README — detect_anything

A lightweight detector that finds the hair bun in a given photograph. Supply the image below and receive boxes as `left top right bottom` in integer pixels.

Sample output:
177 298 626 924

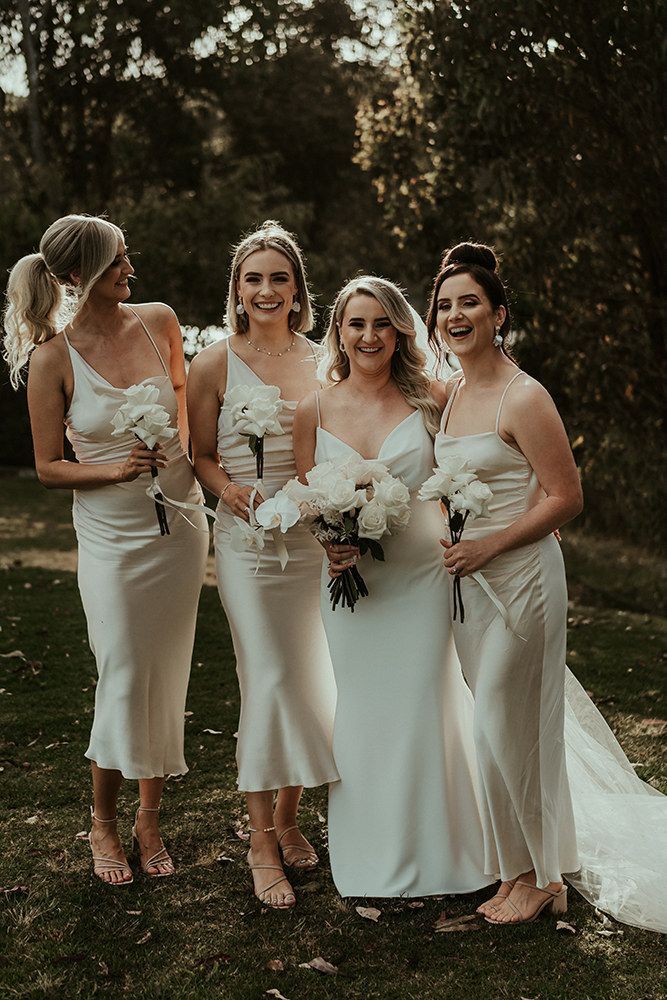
443 242 498 273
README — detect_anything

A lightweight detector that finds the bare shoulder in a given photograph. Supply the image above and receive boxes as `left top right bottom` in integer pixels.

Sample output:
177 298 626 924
188 337 228 381
295 388 319 421
506 372 555 409
429 378 450 409
28 333 69 378
131 301 177 326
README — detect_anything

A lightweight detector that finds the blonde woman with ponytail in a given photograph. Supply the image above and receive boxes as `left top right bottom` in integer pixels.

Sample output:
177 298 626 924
3 215 208 886
292 276 493 899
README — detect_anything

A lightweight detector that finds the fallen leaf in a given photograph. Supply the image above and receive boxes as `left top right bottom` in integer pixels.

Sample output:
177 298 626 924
266 990 289 1000
75 830 89 841
216 854 234 864
434 913 480 933
202 728 223 735
0 650 25 659
266 958 284 971
2 885 28 895
556 920 576 934
317 812 326 823
355 905 381 922
407 901 424 909
136 931 152 945
299 956 338 975
25 815 39 825
126 910 142 916
234 829 250 841
184 710 194 717
98 961 109 976
596 928 623 937
192 952 232 968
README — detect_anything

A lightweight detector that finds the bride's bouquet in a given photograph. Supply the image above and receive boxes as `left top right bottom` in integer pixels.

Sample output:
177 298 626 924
225 384 284 480
418 455 492 623
111 384 178 535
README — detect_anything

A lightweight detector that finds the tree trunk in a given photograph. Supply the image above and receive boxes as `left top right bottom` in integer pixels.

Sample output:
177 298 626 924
18 0 45 166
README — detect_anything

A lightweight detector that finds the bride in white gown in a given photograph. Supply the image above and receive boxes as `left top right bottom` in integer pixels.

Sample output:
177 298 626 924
293 276 494 897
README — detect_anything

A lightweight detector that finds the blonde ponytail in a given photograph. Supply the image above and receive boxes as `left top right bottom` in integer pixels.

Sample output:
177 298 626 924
3 214 124 388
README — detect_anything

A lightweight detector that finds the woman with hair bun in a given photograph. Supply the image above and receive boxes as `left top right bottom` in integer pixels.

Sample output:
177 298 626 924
293 275 493 898
3 214 208 885
187 220 338 910
427 242 667 932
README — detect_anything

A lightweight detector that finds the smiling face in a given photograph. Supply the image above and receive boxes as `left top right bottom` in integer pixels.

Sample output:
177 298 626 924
87 239 134 305
339 293 398 372
237 248 298 330
436 272 505 358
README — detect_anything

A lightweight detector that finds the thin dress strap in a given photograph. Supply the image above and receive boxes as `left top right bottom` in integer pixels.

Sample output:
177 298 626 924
441 375 465 434
126 307 169 377
495 371 522 434
315 390 322 428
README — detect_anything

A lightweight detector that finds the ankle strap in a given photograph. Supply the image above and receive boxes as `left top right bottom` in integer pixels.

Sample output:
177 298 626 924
90 809 117 824
248 825 276 834
136 806 160 813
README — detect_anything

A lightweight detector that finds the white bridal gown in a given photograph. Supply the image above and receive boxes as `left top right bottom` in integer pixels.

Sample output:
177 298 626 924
64 313 208 779
317 405 494 898
436 372 667 933
214 341 338 792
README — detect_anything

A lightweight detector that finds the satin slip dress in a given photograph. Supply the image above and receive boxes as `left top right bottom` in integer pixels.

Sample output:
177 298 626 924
64 310 208 779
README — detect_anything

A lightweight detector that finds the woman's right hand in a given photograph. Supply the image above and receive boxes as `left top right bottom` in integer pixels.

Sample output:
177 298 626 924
117 442 166 482
324 541 360 578
221 483 263 522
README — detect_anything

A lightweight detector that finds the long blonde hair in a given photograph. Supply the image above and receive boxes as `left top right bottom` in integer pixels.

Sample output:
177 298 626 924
226 219 314 335
323 276 440 437
3 214 124 388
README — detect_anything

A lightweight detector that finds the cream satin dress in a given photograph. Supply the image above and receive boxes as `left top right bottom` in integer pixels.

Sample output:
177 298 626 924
214 341 338 792
317 403 493 898
436 372 667 933
64 311 208 779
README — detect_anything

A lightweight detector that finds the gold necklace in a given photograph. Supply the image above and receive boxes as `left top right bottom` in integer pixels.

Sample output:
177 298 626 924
244 333 296 358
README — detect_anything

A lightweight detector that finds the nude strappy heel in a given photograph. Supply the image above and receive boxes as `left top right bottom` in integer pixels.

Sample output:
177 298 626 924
277 824 319 870
132 806 175 877
476 877 517 915
88 808 133 886
485 881 567 925
247 825 296 909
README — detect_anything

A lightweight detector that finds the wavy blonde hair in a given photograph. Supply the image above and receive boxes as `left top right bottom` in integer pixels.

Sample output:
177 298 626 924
322 276 440 437
3 214 124 388
226 219 314 335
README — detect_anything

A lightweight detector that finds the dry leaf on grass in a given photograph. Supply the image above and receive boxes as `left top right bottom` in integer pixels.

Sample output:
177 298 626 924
407 901 424 908
216 854 235 864
266 990 289 1000
75 831 89 841
434 913 481 933
0 650 25 659
299 956 338 975
25 815 39 825
202 728 223 735
136 931 152 945
355 905 381 922
596 928 624 937
192 952 232 968
126 910 142 916
266 958 284 972
2 885 28 895
556 920 576 934
234 829 250 841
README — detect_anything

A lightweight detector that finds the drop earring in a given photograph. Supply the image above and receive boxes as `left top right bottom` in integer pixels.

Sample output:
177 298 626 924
339 341 347 354
236 301 245 316
493 327 503 347
291 300 301 313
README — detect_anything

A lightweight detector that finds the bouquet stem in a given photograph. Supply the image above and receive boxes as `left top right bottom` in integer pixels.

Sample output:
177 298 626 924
150 453 170 536
327 563 369 613
445 503 468 623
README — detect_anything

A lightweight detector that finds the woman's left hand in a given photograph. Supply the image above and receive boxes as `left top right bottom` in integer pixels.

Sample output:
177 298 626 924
440 537 496 577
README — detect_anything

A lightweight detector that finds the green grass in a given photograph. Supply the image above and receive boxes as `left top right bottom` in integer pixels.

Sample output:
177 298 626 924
1 475 666 999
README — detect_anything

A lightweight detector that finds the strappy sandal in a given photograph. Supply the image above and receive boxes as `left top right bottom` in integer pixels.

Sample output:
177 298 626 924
485 881 567 925
247 825 296 909
88 808 133 886
132 806 175 877
277 824 319 870
476 878 517 916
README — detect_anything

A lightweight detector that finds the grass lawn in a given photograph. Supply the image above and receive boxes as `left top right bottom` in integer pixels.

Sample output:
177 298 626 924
1 474 665 1000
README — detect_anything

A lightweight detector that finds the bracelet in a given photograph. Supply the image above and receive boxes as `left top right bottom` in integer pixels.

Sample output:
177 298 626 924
220 482 234 502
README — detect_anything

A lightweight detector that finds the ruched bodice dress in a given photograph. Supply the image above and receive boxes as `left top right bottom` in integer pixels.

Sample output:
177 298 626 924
436 372 667 933
214 341 338 792
64 312 208 779
317 406 493 898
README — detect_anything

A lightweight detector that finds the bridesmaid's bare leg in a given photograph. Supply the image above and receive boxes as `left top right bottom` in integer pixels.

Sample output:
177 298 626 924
247 790 295 908
134 776 175 876
485 869 565 924
273 785 319 869
90 761 132 885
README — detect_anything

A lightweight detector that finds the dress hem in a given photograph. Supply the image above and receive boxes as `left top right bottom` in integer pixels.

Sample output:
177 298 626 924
237 770 340 793
85 752 189 781
334 876 497 899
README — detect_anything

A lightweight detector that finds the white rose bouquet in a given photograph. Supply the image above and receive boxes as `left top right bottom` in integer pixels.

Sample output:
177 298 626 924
225 384 284 480
282 455 412 611
111 383 179 535
418 454 492 623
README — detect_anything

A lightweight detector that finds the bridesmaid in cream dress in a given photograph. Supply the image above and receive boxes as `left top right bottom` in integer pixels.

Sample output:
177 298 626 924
3 215 208 885
293 276 493 898
187 221 338 909
427 242 667 933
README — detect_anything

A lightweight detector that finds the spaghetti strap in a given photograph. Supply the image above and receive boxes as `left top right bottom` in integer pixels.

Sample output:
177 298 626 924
495 371 522 433
441 375 464 434
315 390 322 428
127 307 169 377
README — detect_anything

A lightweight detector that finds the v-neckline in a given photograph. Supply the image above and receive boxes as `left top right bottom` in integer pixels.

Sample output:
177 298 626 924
317 409 420 460
227 340 306 404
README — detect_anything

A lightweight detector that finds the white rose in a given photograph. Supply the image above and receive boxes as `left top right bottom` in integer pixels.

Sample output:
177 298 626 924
306 461 340 491
230 518 266 553
452 480 493 519
418 456 476 502
281 477 315 508
372 475 411 515
226 384 284 437
255 493 301 533
386 504 411 533
357 499 388 540
345 458 391 486
327 479 367 513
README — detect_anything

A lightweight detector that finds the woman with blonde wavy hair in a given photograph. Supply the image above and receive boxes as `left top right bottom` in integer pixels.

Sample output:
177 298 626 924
187 220 338 910
3 214 208 886
292 275 493 898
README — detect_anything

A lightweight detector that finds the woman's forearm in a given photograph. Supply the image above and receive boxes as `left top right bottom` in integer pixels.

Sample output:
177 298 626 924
193 453 230 499
37 458 125 491
484 494 583 561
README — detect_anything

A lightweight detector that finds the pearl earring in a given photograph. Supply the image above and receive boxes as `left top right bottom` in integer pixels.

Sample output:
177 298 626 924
493 327 503 347
236 301 245 316
291 300 301 313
